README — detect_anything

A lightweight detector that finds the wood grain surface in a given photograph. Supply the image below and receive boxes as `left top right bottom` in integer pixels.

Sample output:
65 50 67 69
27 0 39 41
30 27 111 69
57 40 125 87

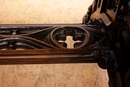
0 0 109 87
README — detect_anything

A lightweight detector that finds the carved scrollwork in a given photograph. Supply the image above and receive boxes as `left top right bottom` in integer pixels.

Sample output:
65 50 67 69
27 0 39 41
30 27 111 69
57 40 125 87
0 24 117 69
0 24 106 50
96 50 118 70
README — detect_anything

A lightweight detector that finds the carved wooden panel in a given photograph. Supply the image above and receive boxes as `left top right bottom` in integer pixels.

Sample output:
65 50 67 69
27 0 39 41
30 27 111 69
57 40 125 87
0 0 109 87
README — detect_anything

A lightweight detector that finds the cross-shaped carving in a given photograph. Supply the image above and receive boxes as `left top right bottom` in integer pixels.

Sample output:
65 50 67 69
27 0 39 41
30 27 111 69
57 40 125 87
51 27 90 49
58 36 81 48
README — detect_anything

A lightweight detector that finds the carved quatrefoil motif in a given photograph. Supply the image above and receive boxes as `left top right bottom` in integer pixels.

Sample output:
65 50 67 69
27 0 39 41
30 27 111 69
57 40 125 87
50 26 90 49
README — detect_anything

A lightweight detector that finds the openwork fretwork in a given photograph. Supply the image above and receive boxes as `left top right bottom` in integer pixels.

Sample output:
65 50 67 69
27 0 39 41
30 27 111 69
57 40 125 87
0 24 106 49
0 24 113 66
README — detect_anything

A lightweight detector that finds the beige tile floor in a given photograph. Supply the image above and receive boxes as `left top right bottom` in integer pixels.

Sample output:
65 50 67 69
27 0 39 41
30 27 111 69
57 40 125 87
0 0 95 24
0 0 109 87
